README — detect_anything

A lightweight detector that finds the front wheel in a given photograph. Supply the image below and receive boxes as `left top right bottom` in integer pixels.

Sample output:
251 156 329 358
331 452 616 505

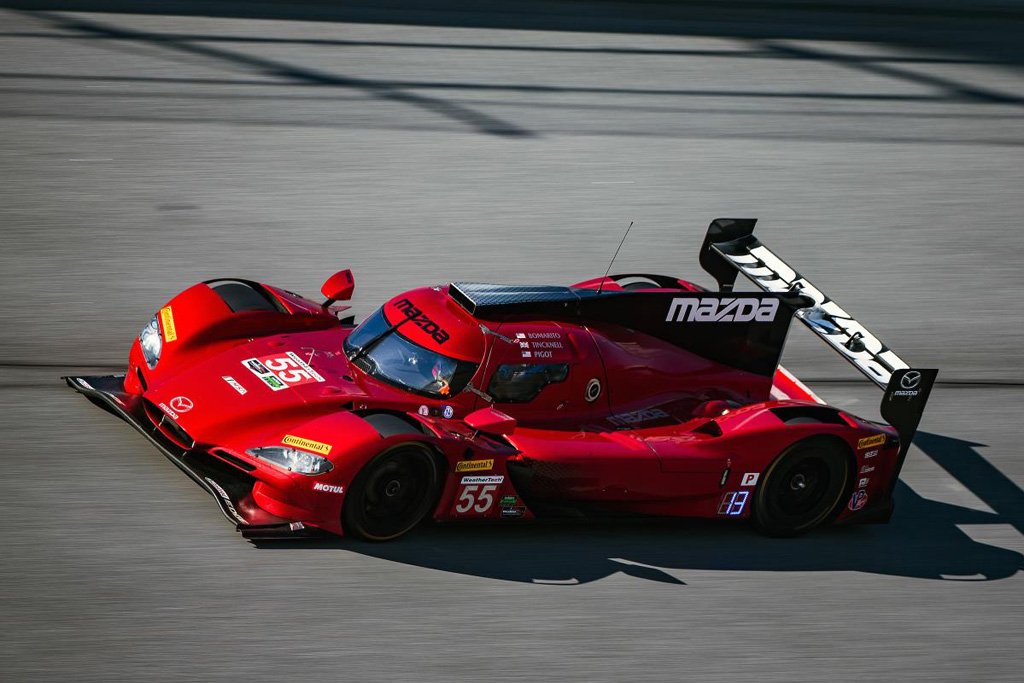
753 437 850 537
343 445 440 541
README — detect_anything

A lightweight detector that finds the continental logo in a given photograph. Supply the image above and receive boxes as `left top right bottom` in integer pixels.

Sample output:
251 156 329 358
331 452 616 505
282 434 332 455
455 459 494 473
159 306 177 342
857 434 887 450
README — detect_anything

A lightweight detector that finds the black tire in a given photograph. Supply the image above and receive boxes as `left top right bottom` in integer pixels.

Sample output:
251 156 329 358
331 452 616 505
343 445 440 541
753 437 850 537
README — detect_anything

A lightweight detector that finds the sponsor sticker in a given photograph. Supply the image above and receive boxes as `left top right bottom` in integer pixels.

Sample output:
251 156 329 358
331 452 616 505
860 465 876 474
392 298 450 344
848 489 868 512
857 434 886 449
666 297 778 323
455 459 494 473
157 402 179 420
282 434 332 456
443 405 455 419
863 449 879 459
222 376 247 395
740 472 760 487
501 507 526 519
858 477 870 488
417 405 429 416
159 306 177 342
460 475 504 485
891 371 923 398
204 476 245 524
500 495 518 506
313 482 344 494
246 359 270 374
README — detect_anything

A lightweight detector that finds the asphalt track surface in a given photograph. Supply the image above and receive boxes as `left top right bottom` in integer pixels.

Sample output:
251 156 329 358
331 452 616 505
1 3 1023 681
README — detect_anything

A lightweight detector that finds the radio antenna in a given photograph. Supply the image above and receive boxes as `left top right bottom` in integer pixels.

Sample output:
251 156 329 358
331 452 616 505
597 221 634 295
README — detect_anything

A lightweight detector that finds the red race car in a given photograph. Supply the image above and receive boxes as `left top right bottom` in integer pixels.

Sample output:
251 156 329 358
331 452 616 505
67 219 936 541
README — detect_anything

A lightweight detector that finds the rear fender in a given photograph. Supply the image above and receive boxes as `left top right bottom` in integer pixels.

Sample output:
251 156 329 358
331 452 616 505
708 402 893 518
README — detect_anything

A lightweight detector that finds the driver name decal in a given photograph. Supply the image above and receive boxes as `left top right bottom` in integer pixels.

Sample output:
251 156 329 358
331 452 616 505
393 298 450 344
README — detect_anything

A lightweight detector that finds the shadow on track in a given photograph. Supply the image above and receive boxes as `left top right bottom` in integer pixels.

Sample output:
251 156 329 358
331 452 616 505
6 0 1024 67
256 431 1024 585
5 1 1023 145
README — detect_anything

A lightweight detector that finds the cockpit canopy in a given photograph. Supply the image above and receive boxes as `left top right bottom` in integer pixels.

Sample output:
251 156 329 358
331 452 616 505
343 306 478 398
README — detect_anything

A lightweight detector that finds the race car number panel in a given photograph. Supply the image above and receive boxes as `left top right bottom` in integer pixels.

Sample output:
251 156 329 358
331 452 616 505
242 351 324 391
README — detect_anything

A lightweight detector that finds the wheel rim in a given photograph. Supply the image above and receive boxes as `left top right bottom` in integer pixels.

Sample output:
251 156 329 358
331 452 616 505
773 457 830 517
351 448 437 539
760 445 847 533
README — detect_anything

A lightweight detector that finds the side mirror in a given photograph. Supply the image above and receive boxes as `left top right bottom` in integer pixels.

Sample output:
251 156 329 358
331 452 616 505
321 269 355 307
463 407 516 436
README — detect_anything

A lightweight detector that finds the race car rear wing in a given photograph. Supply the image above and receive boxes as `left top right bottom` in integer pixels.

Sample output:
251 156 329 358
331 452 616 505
699 218 937 477
701 218 912 390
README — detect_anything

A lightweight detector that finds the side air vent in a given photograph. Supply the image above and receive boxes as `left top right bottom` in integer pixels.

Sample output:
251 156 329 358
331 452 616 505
206 279 286 314
771 406 847 426
693 420 723 437
209 448 258 473
142 399 196 450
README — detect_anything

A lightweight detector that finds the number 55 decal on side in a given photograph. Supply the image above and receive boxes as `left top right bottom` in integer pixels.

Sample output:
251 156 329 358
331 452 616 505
453 475 504 516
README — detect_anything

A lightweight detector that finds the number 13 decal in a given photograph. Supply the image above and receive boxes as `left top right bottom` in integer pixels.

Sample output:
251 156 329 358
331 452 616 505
455 485 497 514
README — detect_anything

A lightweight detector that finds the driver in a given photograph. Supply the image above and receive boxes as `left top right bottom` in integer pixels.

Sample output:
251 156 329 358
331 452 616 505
431 357 457 396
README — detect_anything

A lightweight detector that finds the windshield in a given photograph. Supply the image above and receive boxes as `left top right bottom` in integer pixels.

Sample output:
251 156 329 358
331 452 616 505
344 308 478 398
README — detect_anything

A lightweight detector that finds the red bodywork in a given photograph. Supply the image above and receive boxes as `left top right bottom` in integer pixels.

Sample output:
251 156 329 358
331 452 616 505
71 262 902 539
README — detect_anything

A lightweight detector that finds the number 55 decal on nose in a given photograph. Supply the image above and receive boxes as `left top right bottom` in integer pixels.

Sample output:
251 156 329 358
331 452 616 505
243 351 325 391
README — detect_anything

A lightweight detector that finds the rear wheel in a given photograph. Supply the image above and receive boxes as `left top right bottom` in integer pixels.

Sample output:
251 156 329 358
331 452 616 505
343 445 440 541
753 437 850 537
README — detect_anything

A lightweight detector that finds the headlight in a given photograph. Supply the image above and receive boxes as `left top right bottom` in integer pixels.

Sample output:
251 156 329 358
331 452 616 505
139 315 162 368
246 446 334 475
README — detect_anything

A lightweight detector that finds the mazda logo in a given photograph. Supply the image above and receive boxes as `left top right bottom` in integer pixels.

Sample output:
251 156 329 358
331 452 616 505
900 371 921 390
169 396 194 413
